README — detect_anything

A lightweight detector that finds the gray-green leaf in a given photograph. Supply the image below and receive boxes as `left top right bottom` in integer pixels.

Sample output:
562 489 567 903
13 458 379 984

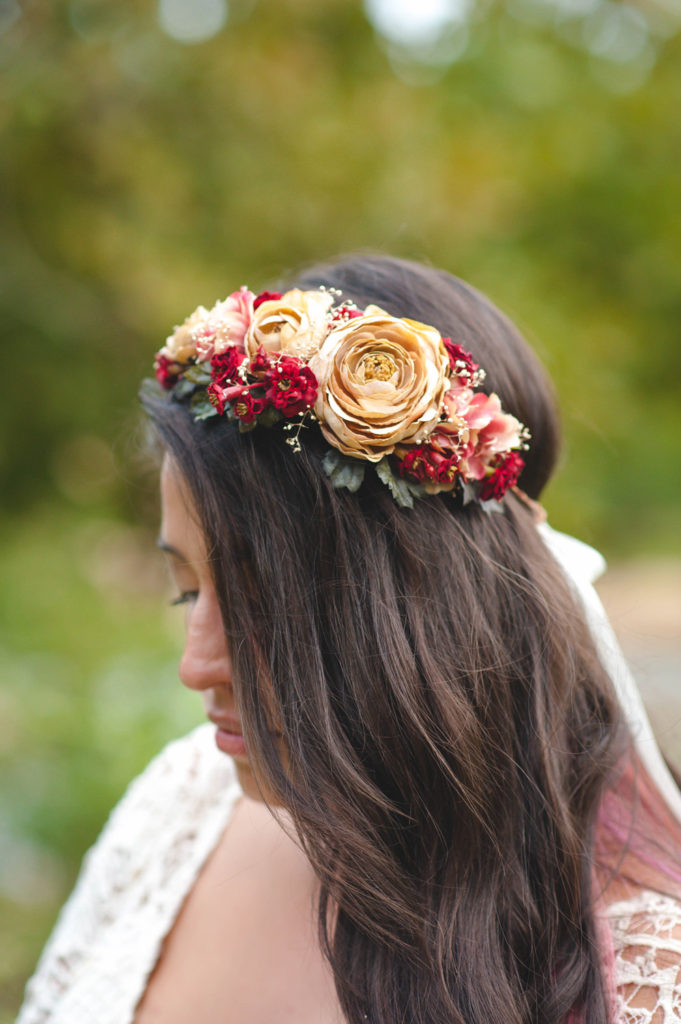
257 406 284 428
374 458 425 509
184 363 213 386
322 449 365 493
190 391 219 420
173 377 197 400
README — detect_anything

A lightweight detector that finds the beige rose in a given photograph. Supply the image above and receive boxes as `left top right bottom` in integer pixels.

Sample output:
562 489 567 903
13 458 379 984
244 289 334 361
160 306 210 365
308 314 450 462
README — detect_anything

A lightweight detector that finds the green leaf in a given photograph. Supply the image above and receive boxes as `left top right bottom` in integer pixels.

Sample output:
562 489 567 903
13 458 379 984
374 458 425 509
190 391 219 420
238 419 257 433
461 480 479 505
322 449 365 493
173 378 197 400
257 406 284 428
184 363 213 386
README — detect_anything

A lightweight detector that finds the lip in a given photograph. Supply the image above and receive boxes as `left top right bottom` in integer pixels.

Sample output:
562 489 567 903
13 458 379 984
208 714 248 759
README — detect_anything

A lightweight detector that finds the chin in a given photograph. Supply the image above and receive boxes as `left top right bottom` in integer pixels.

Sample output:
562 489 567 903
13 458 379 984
235 761 264 801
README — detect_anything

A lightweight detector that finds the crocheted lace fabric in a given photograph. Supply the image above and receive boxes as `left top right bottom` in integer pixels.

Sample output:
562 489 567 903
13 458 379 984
607 890 681 1022
16 725 240 1024
16 723 681 1024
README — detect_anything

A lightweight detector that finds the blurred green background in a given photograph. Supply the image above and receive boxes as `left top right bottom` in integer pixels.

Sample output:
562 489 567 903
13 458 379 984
2 0 681 1018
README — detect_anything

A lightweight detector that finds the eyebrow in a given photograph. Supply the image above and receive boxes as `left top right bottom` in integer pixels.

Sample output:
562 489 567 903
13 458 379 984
156 538 187 561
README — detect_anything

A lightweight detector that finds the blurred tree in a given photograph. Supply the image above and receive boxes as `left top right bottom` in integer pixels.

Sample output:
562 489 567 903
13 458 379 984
1 0 680 551
1 1 681 1018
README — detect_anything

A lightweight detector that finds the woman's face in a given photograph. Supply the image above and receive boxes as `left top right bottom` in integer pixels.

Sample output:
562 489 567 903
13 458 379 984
159 454 277 803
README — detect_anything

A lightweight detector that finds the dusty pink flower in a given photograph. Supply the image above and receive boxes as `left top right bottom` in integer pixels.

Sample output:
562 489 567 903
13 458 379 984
444 387 524 481
161 289 254 365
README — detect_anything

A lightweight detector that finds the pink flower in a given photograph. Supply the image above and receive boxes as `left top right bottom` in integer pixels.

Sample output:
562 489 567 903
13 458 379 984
446 388 524 480
193 288 255 360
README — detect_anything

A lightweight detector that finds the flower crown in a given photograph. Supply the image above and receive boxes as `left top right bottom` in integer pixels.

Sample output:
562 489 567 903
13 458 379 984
153 286 530 508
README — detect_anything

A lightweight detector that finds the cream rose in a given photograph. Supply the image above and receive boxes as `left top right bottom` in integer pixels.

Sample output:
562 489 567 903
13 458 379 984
308 314 450 462
160 306 210 365
160 288 254 364
244 289 334 361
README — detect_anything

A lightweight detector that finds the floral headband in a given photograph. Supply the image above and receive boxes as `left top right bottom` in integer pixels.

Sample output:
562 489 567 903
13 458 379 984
153 287 529 508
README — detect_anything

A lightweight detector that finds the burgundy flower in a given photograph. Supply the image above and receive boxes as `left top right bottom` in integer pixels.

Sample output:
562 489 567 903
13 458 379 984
249 345 273 377
206 381 229 414
210 347 247 386
478 451 525 502
154 354 182 390
253 290 283 310
232 390 267 424
207 381 267 422
329 304 364 326
398 444 461 486
442 338 479 383
264 356 318 417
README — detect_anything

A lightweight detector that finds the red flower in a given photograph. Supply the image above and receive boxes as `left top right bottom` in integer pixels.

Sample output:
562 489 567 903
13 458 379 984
329 304 364 326
253 290 283 310
154 354 182 390
478 451 524 502
442 339 479 383
399 444 461 486
206 382 229 414
264 356 318 417
232 390 267 424
210 348 247 386
249 345 273 377
207 381 267 422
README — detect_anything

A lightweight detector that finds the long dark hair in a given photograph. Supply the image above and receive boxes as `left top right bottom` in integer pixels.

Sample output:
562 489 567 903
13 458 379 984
142 255 627 1024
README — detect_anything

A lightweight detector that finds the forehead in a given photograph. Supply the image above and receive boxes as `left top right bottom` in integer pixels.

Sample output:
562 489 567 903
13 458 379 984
160 455 207 563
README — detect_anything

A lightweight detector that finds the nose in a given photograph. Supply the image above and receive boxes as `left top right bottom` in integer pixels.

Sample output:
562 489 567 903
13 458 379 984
178 589 233 693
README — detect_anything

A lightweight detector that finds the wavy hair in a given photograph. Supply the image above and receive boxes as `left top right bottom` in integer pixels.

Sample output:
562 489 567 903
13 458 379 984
142 255 628 1024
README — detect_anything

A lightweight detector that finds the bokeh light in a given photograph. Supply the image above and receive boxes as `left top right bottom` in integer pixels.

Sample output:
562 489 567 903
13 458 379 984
364 0 470 46
157 0 228 44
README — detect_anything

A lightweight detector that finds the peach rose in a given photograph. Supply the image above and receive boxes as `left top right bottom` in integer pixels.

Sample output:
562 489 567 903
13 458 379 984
161 288 254 364
244 289 334 361
308 314 450 462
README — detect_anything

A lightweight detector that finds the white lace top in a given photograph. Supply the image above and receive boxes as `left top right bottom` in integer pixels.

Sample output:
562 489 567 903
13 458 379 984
16 724 681 1024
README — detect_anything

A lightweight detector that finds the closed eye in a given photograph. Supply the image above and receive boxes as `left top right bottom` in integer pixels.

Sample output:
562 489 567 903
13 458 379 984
169 591 199 607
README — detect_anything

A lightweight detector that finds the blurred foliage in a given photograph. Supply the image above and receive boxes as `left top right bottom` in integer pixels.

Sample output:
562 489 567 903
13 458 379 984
1 0 681 1017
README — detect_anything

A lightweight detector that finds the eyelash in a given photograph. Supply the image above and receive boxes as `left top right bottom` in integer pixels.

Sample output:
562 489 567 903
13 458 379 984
169 590 199 607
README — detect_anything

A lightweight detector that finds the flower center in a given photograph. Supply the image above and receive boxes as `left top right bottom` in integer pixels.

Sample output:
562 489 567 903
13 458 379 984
358 352 397 383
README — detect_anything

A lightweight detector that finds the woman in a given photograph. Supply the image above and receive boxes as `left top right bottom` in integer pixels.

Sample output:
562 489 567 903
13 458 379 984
18 255 681 1023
